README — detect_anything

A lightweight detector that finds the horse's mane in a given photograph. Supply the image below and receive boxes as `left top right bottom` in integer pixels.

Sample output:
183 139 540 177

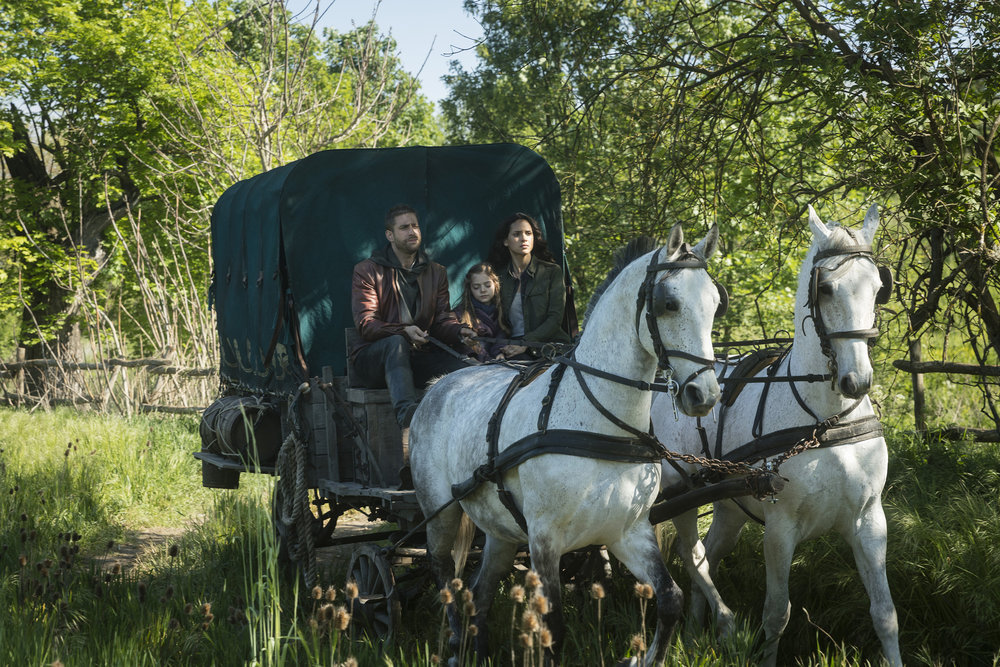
582 236 660 323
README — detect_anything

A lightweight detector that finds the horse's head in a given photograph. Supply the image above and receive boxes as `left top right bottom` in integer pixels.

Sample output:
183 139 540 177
803 204 892 399
639 224 724 417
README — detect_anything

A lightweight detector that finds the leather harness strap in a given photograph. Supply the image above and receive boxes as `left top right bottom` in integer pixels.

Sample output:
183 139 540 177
719 414 883 467
453 351 669 533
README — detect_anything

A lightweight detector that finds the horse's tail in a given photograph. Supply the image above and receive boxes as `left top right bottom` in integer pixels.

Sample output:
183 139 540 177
451 513 476 578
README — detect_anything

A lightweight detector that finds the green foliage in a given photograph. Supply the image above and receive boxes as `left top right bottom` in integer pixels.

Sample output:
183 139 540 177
447 1 999 423
0 0 442 363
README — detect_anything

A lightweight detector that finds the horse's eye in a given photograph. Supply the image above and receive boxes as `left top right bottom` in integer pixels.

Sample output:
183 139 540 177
818 283 834 297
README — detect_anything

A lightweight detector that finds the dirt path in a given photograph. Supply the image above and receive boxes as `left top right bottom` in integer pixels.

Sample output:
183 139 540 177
95 515 386 577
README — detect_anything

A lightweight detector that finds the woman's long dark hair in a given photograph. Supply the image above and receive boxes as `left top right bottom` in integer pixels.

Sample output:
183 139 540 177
486 212 556 269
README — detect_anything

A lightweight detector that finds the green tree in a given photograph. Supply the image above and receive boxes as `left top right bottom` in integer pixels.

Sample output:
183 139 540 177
447 0 1000 426
0 0 441 401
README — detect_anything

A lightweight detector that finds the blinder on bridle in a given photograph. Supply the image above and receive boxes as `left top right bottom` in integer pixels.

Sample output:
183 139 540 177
635 243 720 394
806 245 892 369
876 265 893 305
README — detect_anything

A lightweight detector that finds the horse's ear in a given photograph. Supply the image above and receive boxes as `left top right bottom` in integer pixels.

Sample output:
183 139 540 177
861 203 879 245
692 223 720 260
666 223 684 255
808 205 833 243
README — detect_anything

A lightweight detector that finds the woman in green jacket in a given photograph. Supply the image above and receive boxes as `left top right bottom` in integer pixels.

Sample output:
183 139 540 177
487 212 572 359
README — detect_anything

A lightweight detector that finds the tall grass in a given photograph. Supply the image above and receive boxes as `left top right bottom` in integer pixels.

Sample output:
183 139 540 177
1 407 998 665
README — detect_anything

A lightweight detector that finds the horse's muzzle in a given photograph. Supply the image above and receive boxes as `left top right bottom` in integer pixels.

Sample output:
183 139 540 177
838 371 871 399
681 377 721 417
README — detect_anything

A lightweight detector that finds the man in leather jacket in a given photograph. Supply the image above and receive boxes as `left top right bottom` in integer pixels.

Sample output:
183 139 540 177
350 205 474 428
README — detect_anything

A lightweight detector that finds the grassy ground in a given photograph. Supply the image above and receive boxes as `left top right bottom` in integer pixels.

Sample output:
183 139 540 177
1 407 998 665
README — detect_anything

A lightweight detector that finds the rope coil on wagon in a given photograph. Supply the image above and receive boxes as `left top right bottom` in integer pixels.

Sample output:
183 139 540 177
274 383 317 587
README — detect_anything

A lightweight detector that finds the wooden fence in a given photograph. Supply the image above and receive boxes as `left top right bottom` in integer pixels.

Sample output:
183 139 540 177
894 340 1000 442
0 348 216 415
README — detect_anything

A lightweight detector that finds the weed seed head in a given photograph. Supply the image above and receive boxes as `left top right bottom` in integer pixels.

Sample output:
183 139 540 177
540 627 553 648
510 584 525 603
168 544 179 558
530 593 549 616
469 623 479 636
630 633 646 653
634 582 654 600
521 609 540 633
462 588 473 604
168 618 181 631
325 586 336 602
525 570 541 589
201 602 212 615
185 603 194 615
590 582 605 600
311 585 323 600
346 581 359 599
450 577 464 592
519 632 533 648
111 563 121 575
334 606 351 631
439 588 453 605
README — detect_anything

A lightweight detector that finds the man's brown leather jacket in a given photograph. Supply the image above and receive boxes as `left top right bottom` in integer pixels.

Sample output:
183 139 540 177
350 245 463 361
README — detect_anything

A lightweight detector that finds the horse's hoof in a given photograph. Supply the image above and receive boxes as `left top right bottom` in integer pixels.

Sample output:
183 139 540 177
614 658 639 667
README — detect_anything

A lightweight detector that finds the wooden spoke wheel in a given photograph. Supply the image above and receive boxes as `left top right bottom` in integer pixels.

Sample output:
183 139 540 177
346 544 400 645
272 486 339 567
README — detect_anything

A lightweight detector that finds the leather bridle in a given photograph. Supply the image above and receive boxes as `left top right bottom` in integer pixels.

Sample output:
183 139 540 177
805 244 892 386
635 243 725 397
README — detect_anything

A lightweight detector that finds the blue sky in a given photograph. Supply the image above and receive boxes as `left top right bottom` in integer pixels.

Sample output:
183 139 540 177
288 0 484 106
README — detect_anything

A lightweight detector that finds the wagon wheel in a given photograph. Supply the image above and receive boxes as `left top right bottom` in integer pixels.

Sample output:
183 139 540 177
271 485 298 570
273 487 340 566
346 544 401 646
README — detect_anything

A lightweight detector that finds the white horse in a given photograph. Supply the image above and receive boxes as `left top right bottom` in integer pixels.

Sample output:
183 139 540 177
411 226 724 665
652 204 901 666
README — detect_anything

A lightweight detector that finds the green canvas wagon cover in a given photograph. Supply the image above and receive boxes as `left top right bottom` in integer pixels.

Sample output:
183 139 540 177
210 143 573 397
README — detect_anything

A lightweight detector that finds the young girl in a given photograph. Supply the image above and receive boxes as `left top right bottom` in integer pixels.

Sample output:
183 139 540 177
453 264 508 361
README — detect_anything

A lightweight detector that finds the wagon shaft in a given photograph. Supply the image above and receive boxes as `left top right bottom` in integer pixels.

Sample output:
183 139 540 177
649 472 785 524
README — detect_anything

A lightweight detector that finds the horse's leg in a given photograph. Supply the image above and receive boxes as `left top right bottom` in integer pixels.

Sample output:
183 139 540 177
845 498 902 667
760 517 797 667
469 535 519 663
672 508 734 637
688 502 747 626
425 501 468 657
527 535 566 666
607 525 683 667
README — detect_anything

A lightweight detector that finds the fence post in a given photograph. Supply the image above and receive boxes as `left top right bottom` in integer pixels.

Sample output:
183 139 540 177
908 338 926 432
14 347 25 406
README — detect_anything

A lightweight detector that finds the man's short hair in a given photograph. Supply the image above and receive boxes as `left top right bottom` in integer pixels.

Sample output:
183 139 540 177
385 204 418 230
